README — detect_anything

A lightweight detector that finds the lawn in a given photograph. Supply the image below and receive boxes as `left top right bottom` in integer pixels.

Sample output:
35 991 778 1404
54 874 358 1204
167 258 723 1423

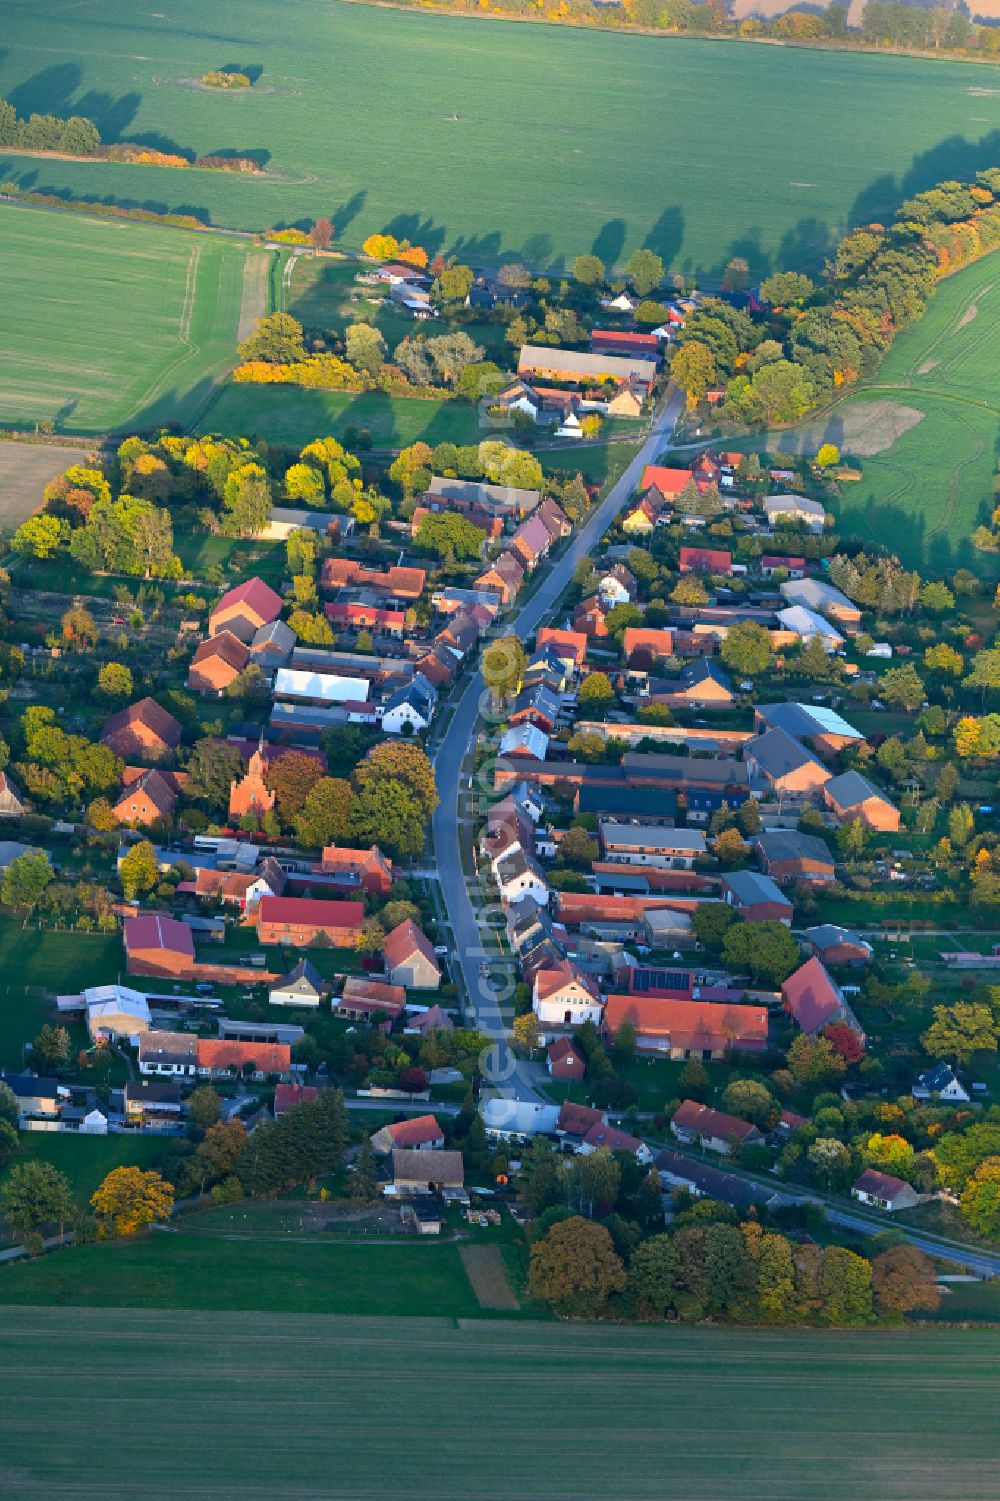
0 1232 485 1318
0 1132 169 1203
758 253 1000 574
0 918 121 1069
200 383 486 449
1 1308 999 1499
0 203 252 435
2 1 999 278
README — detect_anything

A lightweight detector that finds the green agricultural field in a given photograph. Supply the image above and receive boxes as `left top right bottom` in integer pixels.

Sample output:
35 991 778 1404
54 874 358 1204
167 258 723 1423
2 1 1000 276
0 919 120 1069
0 203 255 434
2 1308 999 1498
758 253 1000 574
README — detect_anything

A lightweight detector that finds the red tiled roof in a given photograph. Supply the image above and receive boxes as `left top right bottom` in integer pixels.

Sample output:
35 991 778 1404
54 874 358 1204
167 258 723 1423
671 1099 758 1143
592 329 659 351
342 975 407 1007
582 1121 643 1153
198 1039 290 1074
781 957 842 1034
623 627 674 659
604 994 767 1052
680 546 732 572
386 1114 443 1147
383 917 438 972
854 1167 912 1200
212 577 283 627
102 697 181 751
548 1037 579 1063
191 631 250 673
124 913 194 959
557 1101 605 1136
640 465 694 495
536 627 588 665
257 896 364 931
274 1083 318 1115
534 960 597 1002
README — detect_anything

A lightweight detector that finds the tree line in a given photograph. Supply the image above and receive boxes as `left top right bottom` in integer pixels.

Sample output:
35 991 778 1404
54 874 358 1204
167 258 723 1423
671 169 1000 426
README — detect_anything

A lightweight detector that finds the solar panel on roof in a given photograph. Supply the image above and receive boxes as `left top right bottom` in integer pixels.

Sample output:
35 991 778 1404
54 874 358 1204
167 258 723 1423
630 967 692 995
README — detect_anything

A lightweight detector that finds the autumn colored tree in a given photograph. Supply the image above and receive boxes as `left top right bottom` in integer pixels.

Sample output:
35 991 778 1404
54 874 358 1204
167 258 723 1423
529 1216 626 1315
310 216 334 249
960 1157 1000 1237
482 635 527 704
353 741 437 818
266 749 326 821
91 1166 174 1237
671 340 717 402
872 1244 940 1314
823 1022 864 1064
362 232 399 261
513 1012 541 1054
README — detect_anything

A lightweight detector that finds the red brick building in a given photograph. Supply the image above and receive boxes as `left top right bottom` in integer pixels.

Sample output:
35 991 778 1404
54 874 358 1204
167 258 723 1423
319 845 393 897
101 698 182 762
209 577 283 643
124 913 196 977
229 742 276 822
255 895 364 948
187 631 250 695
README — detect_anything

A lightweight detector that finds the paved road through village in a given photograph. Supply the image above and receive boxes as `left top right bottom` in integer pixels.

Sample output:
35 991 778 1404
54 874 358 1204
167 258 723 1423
430 388 686 1103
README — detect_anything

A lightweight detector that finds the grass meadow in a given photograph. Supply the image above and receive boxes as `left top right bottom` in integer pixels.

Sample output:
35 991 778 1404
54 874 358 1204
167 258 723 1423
1 1307 999 1498
0 204 252 434
756 253 1000 573
1 0 999 276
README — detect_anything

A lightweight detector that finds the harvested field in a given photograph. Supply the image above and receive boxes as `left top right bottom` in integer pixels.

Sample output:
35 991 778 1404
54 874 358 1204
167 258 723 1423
1 1308 999 1498
460 1243 520 1310
0 441 96 527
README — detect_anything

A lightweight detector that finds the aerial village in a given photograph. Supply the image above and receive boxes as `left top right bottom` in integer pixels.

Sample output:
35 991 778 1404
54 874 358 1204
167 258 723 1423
0 268 998 1310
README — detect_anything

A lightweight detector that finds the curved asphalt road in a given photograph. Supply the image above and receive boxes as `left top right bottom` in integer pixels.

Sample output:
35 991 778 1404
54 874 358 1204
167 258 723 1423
431 388 686 1102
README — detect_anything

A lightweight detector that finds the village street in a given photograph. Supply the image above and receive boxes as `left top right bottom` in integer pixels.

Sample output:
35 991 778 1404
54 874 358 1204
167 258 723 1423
430 388 686 1104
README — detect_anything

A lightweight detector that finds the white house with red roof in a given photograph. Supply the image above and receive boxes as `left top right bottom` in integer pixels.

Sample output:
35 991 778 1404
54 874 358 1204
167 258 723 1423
371 1115 445 1153
532 960 602 1034
384 918 441 991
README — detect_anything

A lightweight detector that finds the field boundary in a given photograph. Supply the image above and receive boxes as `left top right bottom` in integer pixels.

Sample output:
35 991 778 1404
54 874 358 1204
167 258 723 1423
459 1243 520 1310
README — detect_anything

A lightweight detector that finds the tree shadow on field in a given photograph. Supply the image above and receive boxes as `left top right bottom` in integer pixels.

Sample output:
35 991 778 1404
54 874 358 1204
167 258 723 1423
127 376 222 441
849 130 1000 230
218 63 264 84
704 228 770 287
74 89 142 143
521 233 556 271
383 213 447 260
7 64 82 121
777 217 837 278
331 191 366 241
593 218 626 270
448 229 503 267
643 207 685 273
